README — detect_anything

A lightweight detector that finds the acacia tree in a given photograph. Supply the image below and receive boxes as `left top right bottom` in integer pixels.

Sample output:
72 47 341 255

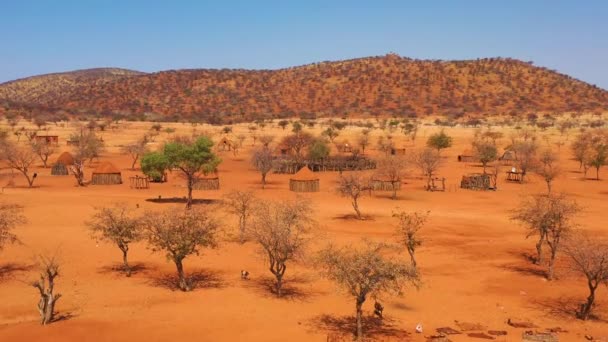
72 130 105 164
512 138 538 182
571 132 592 172
512 193 580 280
393 210 429 268
30 140 56 168
122 137 149 170
87 205 142 276
251 147 273 189
223 190 256 243
1 141 38 187
32 255 61 325
0 203 26 253
587 132 608 180
472 139 498 174
317 241 419 340
375 156 407 200
535 148 561 193
142 206 220 291
426 130 452 154
248 198 313 297
357 131 370 155
163 136 222 208
337 172 370 219
281 132 313 163
563 233 608 320
413 148 442 190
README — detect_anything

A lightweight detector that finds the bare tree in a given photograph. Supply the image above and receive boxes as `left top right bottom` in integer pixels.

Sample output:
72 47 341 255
142 207 219 291
87 204 142 276
122 137 149 170
0 203 26 252
563 233 608 320
281 132 313 163
512 193 580 279
223 190 256 243
251 147 273 189
337 172 370 219
571 132 592 171
1 141 38 187
535 148 561 193
357 131 370 155
393 210 429 268
374 156 407 199
248 198 314 297
32 255 61 325
512 138 538 182
413 148 442 190
258 134 275 148
72 130 105 164
317 240 419 340
30 140 57 168
70 159 86 186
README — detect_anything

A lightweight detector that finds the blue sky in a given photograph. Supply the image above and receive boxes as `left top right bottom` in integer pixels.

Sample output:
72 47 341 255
2 1 607 89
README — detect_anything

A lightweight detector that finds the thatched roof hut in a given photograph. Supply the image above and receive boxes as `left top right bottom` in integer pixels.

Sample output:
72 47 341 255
289 166 319 192
51 152 75 176
458 149 477 162
193 173 220 190
217 137 234 151
499 150 517 162
91 162 122 185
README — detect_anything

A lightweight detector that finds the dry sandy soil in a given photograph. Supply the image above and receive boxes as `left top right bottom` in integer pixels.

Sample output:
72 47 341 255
0 119 607 341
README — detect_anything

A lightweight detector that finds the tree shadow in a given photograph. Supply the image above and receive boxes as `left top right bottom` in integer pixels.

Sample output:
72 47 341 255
500 263 547 278
309 314 410 340
97 262 150 276
147 268 226 291
53 311 77 323
244 274 319 301
531 296 607 323
0 263 33 283
332 214 375 221
145 197 219 205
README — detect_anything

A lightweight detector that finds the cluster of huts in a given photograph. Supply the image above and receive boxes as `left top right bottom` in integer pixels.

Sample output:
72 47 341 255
50 152 124 185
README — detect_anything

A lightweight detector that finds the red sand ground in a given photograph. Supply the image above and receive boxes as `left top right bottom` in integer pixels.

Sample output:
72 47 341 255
0 121 607 341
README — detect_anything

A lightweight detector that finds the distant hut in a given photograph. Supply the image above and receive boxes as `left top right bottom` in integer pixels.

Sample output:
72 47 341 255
193 173 220 190
499 150 517 162
289 166 319 192
51 152 75 176
390 147 407 155
217 137 234 151
35 135 59 145
91 162 122 185
458 149 476 162
371 176 402 191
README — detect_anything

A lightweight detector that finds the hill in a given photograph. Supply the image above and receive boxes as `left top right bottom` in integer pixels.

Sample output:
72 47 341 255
1 55 607 123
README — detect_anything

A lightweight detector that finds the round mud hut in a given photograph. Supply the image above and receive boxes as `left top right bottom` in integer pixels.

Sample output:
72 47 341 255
91 162 123 185
193 173 220 190
289 166 319 192
51 152 75 175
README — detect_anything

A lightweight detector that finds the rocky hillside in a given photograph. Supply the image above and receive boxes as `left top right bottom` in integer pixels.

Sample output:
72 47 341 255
1 55 606 122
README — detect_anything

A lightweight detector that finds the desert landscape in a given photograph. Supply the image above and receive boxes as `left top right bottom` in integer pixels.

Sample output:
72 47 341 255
0 113 607 341
2 2 608 341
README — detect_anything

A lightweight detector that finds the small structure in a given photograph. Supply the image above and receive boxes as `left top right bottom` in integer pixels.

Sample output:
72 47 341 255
192 173 220 190
428 177 446 192
129 175 149 189
371 177 401 191
217 137 234 151
51 152 75 176
34 135 59 145
499 150 517 162
91 162 122 185
390 147 407 155
335 141 352 153
460 173 495 190
506 168 524 183
457 150 476 162
289 166 319 192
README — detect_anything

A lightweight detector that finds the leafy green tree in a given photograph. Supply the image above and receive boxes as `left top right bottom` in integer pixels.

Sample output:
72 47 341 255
141 152 170 182
309 139 330 160
426 130 453 153
163 136 221 208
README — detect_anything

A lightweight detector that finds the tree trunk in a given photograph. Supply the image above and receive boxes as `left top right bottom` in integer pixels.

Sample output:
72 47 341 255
535 233 545 265
547 247 557 280
261 173 266 189
352 198 361 219
175 258 189 291
186 175 194 209
596 166 600 180
131 156 138 170
239 217 246 243
546 180 552 194
408 246 417 268
121 246 131 277
579 280 597 320
355 299 364 340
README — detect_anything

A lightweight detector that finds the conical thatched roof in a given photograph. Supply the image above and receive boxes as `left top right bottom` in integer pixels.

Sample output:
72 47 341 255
92 161 121 174
55 152 75 165
291 166 318 181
